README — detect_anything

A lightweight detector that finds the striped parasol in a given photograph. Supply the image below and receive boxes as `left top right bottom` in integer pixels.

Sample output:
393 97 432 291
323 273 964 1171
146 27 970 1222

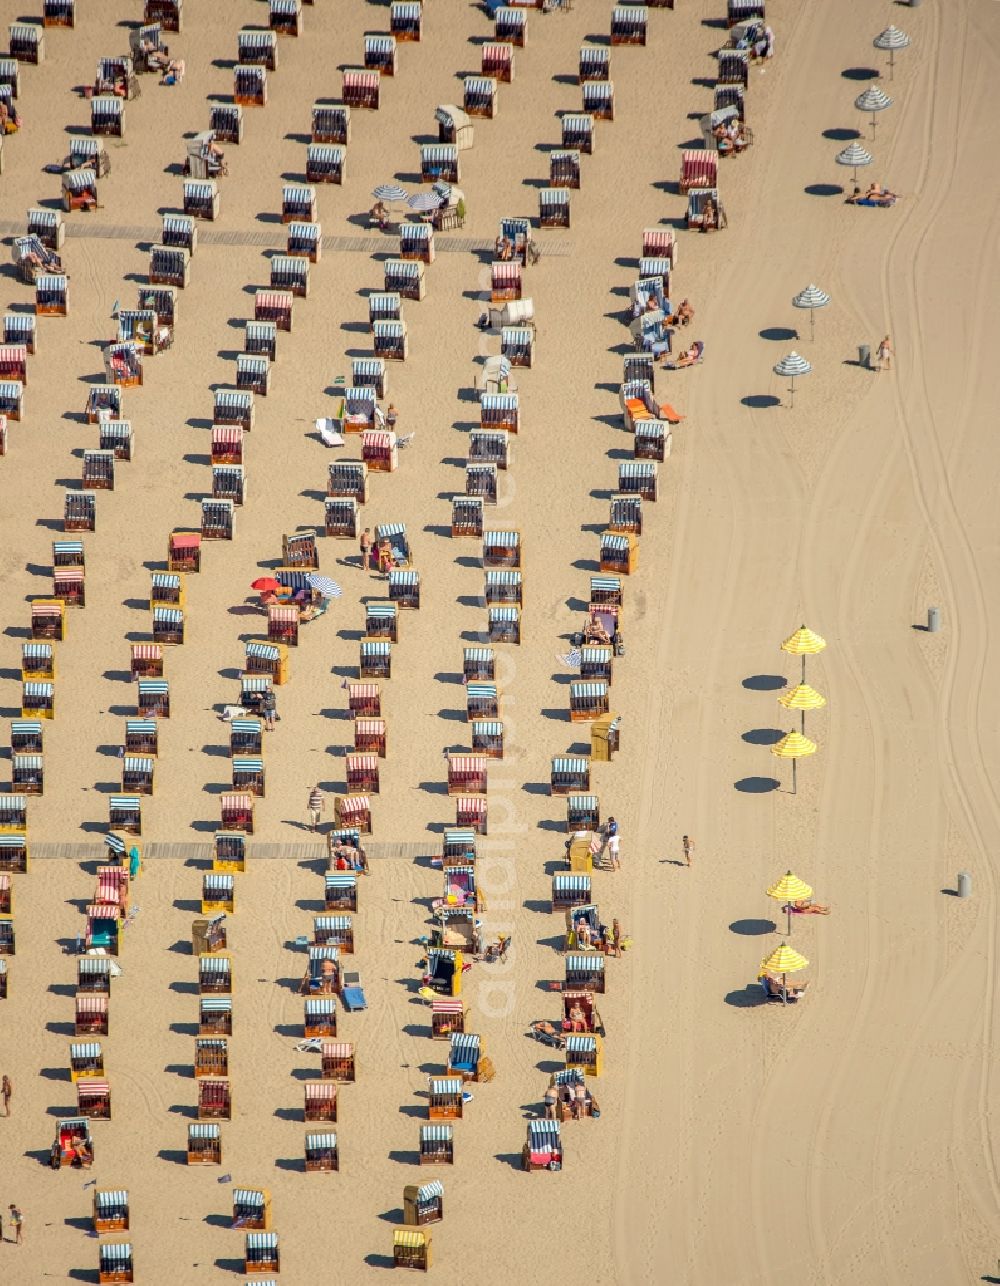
873 25 910 80
836 141 873 184
777 681 826 734
792 284 830 343
306 574 342 599
781 625 826 682
767 869 814 936
407 191 444 212
773 351 811 408
854 85 893 139
372 184 408 203
760 942 809 1005
771 730 817 796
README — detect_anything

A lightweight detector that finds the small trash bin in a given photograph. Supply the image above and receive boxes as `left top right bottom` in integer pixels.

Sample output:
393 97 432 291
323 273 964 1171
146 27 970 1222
958 871 972 898
927 607 941 633
858 344 871 369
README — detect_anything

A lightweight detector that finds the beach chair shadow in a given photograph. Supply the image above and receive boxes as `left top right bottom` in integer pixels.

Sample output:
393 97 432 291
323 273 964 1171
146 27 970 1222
364 1254 396 1270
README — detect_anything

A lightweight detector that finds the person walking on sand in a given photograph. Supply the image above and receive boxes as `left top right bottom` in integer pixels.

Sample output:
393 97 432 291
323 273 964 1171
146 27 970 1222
359 527 372 571
876 335 893 372
262 688 277 732
607 830 621 872
8 1204 22 1244
308 784 324 833
682 835 694 867
2 1074 12 1117
601 816 619 859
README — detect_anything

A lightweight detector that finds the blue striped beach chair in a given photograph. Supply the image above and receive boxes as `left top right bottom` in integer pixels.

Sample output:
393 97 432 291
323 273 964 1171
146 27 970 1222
124 719 158 756
149 243 190 286
561 113 594 154
245 1232 279 1274
305 1130 338 1171
232 756 265 798
565 951 605 993
494 7 526 46
237 28 277 69
93 1189 128 1233
233 1187 270 1231
452 496 484 538
390 1 422 41
565 792 600 830
420 144 459 184
11 752 42 795
552 872 591 910
312 102 350 144
611 4 647 45
488 605 520 644
569 681 609 722
403 1180 444 1226
10 719 42 755
43 0 76 27
210 103 243 143
9 23 44 63
524 1119 562 1171
199 995 232 1036
152 605 185 644
465 681 498 722
244 321 277 362
583 80 615 120
202 873 234 914
213 831 246 872
464 76 497 119
21 642 54 680
364 33 396 74
137 678 169 718
270 0 302 36
187 1122 221 1165
482 529 521 568
229 717 262 757
428 1076 463 1120
384 259 425 300
21 681 54 719
3 314 36 354
280 183 316 223
97 1241 132 1282
121 755 154 795
108 794 141 835
270 254 309 297
419 1123 454 1165
234 63 267 106
304 995 336 1038
551 756 590 796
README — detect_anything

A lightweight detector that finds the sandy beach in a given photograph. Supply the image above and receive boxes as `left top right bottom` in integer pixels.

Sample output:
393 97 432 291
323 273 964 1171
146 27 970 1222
3 0 1000 1281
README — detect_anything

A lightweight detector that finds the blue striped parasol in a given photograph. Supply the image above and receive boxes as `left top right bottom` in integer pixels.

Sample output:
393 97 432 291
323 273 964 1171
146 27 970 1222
307 574 342 599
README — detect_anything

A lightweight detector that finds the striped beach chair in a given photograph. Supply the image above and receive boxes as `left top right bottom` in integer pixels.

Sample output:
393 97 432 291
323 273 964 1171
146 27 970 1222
488 605 520 644
21 681 54 719
464 76 497 119
455 795 487 834
136 678 169 719
70 1041 104 1081
270 0 302 35
334 794 371 834
373 320 408 362
466 462 497 506
404 1181 444 1227
210 103 243 143
93 1189 128 1234
221 792 254 834
121 755 153 796
305 995 336 1038
482 529 521 568
609 494 643 536
483 41 514 82
390 1 422 41
270 254 309 297
31 600 65 641
124 720 158 756
10 719 42 755
388 568 420 609
394 1229 432 1271
0 344 27 383
286 220 323 265
52 562 85 605
36 273 68 316
228 719 262 758
551 757 590 796
447 756 487 797
611 4 647 45
3 315 36 355
97 1241 132 1283
10 749 41 794
77 1075 111 1119
281 183 316 223
312 102 350 143
680 149 718 194
304 1079 337 1122
232 756 265 797
362 428 398 475
9 23 44 63
152 605 184 645
27 208 63 251
345 751 379 795
484 569 522 607
579 45 609 84
580 644 614 684
245 640 288 684
470 718 503 759
91 96 124 138
583 80 615 120
400 222 433 263
202 499 235 541
550 149 581 189
187 1122 221 1166
634 418 670 462
77 959 111 998
419 1123 454 1166
255 289 293 331
494 7 526 46
244 322 276 363
201 874 234 916
539 187 571 229
452 497 484 539
342 67 379 109
552 873 592 911
236 353 269 397
385 258 425 300
347 683 380 719
108 795 141 835
149 244 190 286
129 645 162 682
353 718 386 760
194 1038 228 1079
237 28 277 69
234 63 267 105
565 951 605 993
305 1131 338 1171
199 995 232 1036
618 459 658 501
420 144 460 184
146 0 182 32
364 33 396 74
561 113 594 154
718 48 749 86
199 953 232 995
76 995 108 1035
728 0 764 27
524 1119 562 1171
369 292 401 329
569 682 609 722
465 682 499 722
325 496 359 539
428 1076 463 1120
183 179 219 221
469 428 512 471
463 647 494 683
305 141 345 185
320 1039 355 1080
43 0 76 26
359 639 391 679
324 873 357 913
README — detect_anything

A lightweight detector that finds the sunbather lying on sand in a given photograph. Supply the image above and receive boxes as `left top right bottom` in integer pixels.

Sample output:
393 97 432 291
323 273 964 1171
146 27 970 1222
664 342 704 369
786 898 831 915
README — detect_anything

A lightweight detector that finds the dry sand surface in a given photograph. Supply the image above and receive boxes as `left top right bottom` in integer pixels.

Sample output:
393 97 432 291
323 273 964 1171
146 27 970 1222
2 0 1000 1282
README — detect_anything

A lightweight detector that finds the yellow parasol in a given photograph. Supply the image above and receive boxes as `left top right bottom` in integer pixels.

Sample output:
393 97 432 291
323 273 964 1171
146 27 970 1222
781 624 827 683
771 730 817 795
777 682 826 735
760 942 809 1005
767 869 814 936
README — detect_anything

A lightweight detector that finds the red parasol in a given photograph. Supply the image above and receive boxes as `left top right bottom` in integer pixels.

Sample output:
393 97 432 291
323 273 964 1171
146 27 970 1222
251 577 282 592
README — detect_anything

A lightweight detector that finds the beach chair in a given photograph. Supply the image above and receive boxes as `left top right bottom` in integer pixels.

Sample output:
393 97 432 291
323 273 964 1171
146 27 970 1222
420 144 460 185
334 794 372 835
43 0 76 26
718 47 749 87
9 23 44 63
233 1189 271 1234
480 392 518 432
117 308 159 355
201 499 234 542
212 831 246 874
182 179 219 222
0 957 6 998
369 293 402 331
106 795 140 836
480 39 513 85
0 344 27 387
469 429 512 472
149 243 190 286
347 683 381 719
0 834 28 876
193 1037 229 1080
0 795 26 835
351 716 386 761
135 678 169 720
124 719 158 757
583 80 615 121
494 7 526 45
138 285 177 333
404 1182 444 1228
91 95 124 138
463 75 498 120
344 749 379 795
375 521 411 567
580 644 614 685
234 63 267 106
447 1030 487 1082
463 648 495 684
21 678 54 719
388 568 420 610
427 1076 463 1122
199 953 233 995
465 680 499 723
270 254 309 298
146 0 182 31
228 713 263 756
324 496 359 540
399 223 433 265
433 106 473 155
201 872 235 914
320 1039 355 1081
187 1122 221 1166
482 529 522 569
30 601 64 644
390 1 422 40
618 460 658 503
35 272 68 317
0 58 19 100
539 187 571 229
220 789 254 833
119 754 153 796
236 353 269 398
384 258 425 300
728 0 764 27
500 325 534 368
52 562 85 606
97 1241 132 1283
552 873 592 911
93 1190 128 1235
11 719 43 756
566 793 600 833
447 756 488 798
270 0 302 35
679 149 718 195
466 716 502 761
484 570 523 609
610 5 647 45
70 1041 105 1082
243 324 276 368
199 995 232 1036
255 289 293 333
77 1075 111 1120
634 419 670 462
194 91 238 133
311 103 350 144
213 392 253 435
394 1229 433 1272
61 168 98 213
549 148 581 190
565 951 605 995
198 1076 233 1122
565 1033 604 1077
359 639 391 678
280 183 317 224
372 320 408 364
364 601 398 642
488 605 520 644
4 317 36 360
304 1080 337 1122
29 209 66 253
490 262 522 304
550 756 590 797
579 45 610 84
569 678 610 721
10 750 42 795
561 113 594 155
523 1119 562 1172
452 496 484 539
419 1124 454 1167
364 33 396 76
74 994 108 1036
84 385 122 426
237 28 277 69
342 67 379 109
305 1131 338 1172
304 996 337 1038
455 795 487 834
466 462 498 507
164 531 199 573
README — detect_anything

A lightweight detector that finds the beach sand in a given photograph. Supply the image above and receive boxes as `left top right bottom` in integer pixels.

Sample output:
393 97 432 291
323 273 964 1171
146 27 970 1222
2 0 1000 1281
